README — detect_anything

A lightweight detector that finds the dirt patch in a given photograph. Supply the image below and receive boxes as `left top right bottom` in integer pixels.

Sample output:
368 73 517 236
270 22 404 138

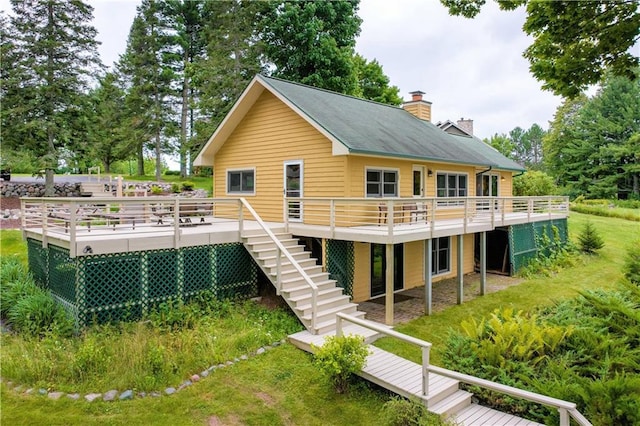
255 391 275 406
0 197 21 229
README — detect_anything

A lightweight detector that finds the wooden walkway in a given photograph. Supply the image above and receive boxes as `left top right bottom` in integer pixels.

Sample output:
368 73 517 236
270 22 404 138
289 327 543 426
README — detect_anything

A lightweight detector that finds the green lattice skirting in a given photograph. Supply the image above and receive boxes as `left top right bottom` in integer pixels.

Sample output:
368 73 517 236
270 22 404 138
509 218 568 273
326 240 355 297
26 239 257 326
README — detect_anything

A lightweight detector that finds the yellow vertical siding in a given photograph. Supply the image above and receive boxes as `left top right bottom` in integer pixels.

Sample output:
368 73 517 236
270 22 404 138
214 91 347 222
352 242 370 302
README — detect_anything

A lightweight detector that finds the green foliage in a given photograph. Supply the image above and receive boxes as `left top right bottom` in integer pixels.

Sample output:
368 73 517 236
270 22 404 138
150 185 163 195
518 225 576 278
513 170 557 196
381 396 449 426
1 0 102 195
1 298 302 392
544 73 640 199
312 334 370 394
442 1 640 98
569 203 640 222
164 170 180 176
460 308 572 367
171 182 181 193
623 241 640 284
180 181 195 191
577 221 604 254
483 123 546 170
352 54 402 106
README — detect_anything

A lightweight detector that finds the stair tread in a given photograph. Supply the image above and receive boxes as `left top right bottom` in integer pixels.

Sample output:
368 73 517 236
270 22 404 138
295 295 351 311
263 258 317 268
311 311 366 330
281 273 330 285
301 303 360 321
428 389 472 414
288 287 343 302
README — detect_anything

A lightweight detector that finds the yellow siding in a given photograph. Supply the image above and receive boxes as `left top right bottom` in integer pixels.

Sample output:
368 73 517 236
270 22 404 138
352 242 370 302
214 91 347 222
499 172 513 197
403 240 424 290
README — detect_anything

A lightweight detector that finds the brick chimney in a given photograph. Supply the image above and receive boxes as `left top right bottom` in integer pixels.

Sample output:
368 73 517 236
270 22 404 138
457 117 474 136
403 90 432 122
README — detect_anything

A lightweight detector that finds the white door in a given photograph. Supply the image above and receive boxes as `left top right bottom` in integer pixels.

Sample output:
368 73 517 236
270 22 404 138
284 160 303 221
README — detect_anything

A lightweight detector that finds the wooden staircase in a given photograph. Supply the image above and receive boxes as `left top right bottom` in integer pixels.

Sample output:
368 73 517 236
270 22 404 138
242 230 365 334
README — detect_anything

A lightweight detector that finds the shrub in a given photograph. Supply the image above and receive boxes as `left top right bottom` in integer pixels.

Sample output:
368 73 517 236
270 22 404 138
171 182 181 193
8 292 74 337
623 241 640 284
164 170 180 176
150 185 163 195
311 334 370 393
577 221 604 254
381 396 449 426
180 181 195 191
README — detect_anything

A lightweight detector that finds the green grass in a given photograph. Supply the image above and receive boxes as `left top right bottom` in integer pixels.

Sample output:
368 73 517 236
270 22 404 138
0 230 27 264
1 345 390 426
377 212 638 365
570 203 640 221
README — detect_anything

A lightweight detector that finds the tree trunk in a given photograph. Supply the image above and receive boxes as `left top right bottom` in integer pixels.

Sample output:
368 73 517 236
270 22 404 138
137 143 144 176
155 130 162 182
180 49 189 179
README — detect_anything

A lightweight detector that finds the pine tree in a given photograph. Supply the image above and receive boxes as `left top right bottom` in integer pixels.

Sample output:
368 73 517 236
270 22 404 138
1 0 102 195
577 221 604 254
118 0 178 179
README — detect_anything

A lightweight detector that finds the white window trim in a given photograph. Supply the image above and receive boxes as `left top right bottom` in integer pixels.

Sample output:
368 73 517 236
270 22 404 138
434 170 469 208
226 167 256 195
365 166 400 198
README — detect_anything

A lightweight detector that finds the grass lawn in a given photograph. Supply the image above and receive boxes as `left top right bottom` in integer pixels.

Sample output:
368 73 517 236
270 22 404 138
0 212 636 424
0 229 27 264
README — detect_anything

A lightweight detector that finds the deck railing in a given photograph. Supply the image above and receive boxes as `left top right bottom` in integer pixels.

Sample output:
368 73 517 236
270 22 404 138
284 196 569 235
20 196 243 255
335 313 591 426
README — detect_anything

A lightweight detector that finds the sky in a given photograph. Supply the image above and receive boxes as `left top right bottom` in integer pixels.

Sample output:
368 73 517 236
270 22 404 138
1 0 564 141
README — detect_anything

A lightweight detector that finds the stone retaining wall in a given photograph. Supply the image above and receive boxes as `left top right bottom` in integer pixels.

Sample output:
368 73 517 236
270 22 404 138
0 182 206 198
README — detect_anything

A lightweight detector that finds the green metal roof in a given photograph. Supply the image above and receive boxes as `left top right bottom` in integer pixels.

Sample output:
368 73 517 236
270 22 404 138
259 75 525 171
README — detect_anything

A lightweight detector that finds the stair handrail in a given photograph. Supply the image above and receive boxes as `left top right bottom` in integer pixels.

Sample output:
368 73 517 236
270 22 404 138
336 313 590 426
239 198 319 331
427 365 591 426
336 313 432 397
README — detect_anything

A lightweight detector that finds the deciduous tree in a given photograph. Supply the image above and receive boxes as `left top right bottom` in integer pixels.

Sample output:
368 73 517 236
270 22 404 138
441 0 640 98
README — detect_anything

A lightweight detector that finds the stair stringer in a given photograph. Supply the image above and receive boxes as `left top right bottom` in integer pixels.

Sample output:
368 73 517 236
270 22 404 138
242 231 365 334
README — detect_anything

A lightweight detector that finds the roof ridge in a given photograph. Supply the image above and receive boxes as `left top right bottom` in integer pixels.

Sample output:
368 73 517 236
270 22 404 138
258 73 404 112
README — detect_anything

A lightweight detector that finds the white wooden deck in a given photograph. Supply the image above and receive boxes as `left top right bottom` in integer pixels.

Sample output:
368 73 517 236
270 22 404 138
289 327 544 425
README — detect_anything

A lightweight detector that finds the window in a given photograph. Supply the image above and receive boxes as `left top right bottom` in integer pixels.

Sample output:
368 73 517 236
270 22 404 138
227 169 254 194
431 237 450 275
366 169 398 197
436 172 467 206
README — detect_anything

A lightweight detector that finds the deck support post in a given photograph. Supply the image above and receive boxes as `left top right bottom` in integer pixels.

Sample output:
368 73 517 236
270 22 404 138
385 243 394 325
480 232 486 296
457 234 463 304
424 239 432 316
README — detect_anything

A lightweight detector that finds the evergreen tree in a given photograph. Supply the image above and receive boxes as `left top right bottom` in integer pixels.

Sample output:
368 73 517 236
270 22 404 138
1 0 101 195
118 0 178 179
577 221 604 254
87 72 131 173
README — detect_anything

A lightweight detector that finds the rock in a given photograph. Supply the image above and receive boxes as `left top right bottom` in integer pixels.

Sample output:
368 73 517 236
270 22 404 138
150 392 161 398
191 374 200 382
200 370 209 378
165 387 176 395
38 388 47 396
13 385 23 393
256 347 266 355
48 391 64 400
240 355 248 361
178 380 192 391
138 392 147 398
103 390 118 401
85 393 102 402
67 393 80 400
119 390 134 400
225 361 233 366
25 388 35 395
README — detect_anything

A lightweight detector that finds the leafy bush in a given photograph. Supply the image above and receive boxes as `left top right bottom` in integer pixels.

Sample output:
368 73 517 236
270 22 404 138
312 334 370 393
171 182 181 193
164 170 180 176
513 171 558 196
180 181 195 191
518 225 576 278
577 221 604 254
623 240 640 284
150 185 163 195
444 285 640 425
381 396 449 426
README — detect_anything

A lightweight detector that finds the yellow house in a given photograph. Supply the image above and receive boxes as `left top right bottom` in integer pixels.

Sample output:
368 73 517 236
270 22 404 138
194 74 569 326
